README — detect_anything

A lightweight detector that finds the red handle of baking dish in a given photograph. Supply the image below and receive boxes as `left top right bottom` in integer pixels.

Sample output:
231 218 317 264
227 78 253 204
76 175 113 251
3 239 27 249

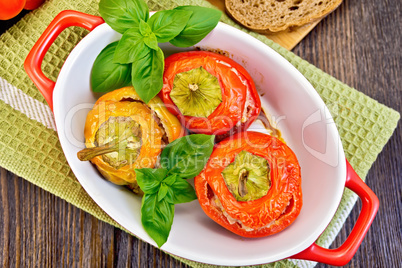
290 159 379 266
24 10 104 112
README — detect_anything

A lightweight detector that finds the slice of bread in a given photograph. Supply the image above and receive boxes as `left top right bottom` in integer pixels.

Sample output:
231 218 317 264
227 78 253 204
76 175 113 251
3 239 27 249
225 0 343 33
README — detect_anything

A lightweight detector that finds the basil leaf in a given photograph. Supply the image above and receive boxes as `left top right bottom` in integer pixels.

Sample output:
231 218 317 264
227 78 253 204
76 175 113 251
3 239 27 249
161 134 215 178
143 33 159 50
141 193 174 247
135 168 168 194
169 6 222 47
163 174 177 186
162 174 177 204
113 27 148 64
91 41 132 93
164 187 175 204
171 179 197 204
99 0 149 34
131 47 164 103
148 10 193 43
158 183 169 202
139 19 153 36
139 20 158 50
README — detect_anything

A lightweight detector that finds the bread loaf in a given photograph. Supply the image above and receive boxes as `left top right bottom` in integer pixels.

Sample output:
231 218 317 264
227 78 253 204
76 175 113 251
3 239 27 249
225 0 342 33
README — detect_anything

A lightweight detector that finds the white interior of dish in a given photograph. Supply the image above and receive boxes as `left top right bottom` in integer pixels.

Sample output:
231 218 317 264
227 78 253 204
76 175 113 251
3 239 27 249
53 21 346 266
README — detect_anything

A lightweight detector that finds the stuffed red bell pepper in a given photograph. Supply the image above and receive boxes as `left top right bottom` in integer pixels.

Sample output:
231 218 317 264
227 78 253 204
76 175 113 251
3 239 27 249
160 51 261 137
194 131 302 237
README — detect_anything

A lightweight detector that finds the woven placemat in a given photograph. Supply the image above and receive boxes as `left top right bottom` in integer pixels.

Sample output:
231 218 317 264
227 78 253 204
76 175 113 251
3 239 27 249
0 0 399 267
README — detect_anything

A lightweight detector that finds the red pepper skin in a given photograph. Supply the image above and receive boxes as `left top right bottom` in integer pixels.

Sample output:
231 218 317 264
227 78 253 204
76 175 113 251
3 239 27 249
194 131 302 238
160 51 261 136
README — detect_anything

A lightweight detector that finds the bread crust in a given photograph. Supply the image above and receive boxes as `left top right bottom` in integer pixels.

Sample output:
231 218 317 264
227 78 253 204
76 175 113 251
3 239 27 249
225 0 343 33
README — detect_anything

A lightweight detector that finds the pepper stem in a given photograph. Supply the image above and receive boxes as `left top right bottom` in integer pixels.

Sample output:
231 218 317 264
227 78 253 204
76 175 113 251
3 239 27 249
238 169 249 197
77 139 128 161
189 83 199 91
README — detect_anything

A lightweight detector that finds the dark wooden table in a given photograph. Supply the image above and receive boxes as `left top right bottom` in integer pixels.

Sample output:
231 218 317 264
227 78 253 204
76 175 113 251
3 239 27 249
0 0 401 267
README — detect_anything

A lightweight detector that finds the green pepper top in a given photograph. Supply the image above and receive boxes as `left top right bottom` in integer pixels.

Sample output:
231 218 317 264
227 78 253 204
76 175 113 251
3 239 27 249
170 66 222 118
222 150 271 201
78 116 142 169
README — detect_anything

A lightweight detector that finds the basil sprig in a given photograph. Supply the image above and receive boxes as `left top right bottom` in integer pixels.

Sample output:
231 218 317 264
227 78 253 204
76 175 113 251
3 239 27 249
135 134 215 247
92 0 222 102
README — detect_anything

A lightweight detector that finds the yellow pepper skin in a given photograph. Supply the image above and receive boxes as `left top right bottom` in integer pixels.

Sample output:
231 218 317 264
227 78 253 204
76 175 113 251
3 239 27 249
82 86 185 194
95 86 184 142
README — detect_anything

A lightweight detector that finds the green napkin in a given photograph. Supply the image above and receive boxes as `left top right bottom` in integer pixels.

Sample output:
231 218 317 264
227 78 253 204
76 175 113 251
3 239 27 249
0 0 399 267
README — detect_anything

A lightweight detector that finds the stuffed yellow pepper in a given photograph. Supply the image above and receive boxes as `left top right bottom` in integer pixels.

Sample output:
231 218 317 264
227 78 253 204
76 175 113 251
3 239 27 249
77 86 185 194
